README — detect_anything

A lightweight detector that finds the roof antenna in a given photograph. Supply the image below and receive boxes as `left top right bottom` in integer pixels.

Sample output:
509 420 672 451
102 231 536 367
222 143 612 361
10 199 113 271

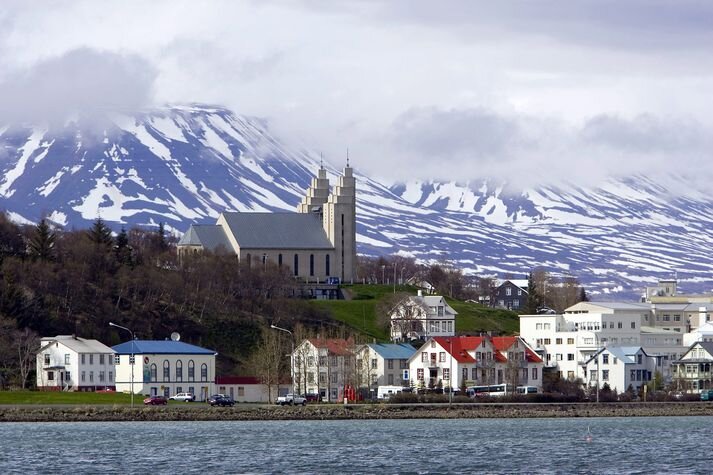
320 152 323 169
346 147 350 167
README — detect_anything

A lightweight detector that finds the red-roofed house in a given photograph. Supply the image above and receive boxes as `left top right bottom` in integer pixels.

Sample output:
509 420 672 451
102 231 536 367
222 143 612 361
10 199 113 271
293 338 356 402
407 336 543 392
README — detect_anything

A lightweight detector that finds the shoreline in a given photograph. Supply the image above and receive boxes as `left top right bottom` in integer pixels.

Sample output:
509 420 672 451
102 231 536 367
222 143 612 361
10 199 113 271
2 402 713 422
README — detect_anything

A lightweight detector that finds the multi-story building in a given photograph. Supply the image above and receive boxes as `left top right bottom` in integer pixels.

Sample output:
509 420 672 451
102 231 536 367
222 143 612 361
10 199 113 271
36 335 116 391
671 341 713 394
407 336 543 392
389 291 457 342
580 346 656 394
493 279 528 310
355 343 415 390
293 338 356 402
112 340 217 401
520 301 685 382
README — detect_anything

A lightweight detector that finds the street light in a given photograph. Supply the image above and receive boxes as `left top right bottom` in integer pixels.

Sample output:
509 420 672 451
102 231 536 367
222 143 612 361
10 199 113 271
381 265 386 285
270 324 296 399
109 322 136 408
448 338 453 407
393 263 397 294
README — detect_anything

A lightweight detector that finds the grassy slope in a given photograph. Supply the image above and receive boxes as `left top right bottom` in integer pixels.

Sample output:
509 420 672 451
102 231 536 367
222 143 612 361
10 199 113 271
311 285 519 341
0 391 138 405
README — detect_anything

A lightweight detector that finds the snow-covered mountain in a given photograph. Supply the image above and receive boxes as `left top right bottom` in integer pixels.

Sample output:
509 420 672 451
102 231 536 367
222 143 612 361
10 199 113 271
1 104 712 297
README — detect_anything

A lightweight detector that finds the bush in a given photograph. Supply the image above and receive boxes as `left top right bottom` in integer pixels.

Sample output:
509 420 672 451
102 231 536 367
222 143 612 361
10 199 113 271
388 393 419 403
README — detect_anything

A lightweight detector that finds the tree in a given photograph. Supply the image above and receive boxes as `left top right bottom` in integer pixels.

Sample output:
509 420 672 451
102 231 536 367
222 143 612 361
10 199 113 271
377 292 428 342
246 326 285 403
114 227 133 266
579 287 589 303
524 272 543 314
87 218 113 247
28 218 56 262
14 327 38 389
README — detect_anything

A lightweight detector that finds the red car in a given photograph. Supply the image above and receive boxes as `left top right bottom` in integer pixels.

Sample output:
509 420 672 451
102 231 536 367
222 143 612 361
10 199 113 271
143 395 168 406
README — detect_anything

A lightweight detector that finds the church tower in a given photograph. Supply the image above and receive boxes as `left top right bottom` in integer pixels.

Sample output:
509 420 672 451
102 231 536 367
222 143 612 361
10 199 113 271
297 165 331 214
323 164 356 282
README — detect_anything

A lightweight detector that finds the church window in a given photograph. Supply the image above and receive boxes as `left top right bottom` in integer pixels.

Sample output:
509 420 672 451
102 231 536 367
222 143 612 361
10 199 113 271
294 254 299 276
246 253 251 268
278 254 283 267
262 254 267 267
310 254 315 276
326 255 330 276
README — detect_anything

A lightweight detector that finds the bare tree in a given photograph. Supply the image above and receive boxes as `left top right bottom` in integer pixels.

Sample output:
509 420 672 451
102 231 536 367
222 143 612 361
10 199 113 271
377 292 429 342
15 327 39 389
246 327 285 402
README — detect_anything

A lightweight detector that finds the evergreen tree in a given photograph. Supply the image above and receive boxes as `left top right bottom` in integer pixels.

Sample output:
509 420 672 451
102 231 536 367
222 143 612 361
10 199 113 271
114 227 133 266
28 218 56 261
157 222 168 252
525 272 543 314
87 218 113 248
579 286 589 303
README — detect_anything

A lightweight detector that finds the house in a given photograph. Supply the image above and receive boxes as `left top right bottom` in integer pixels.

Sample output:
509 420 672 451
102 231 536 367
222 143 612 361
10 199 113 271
494 279 528 310
355 343 416 391
177 165 357 283
389 290 457 342
407 336 543 392
215 376 291 403
519 301 684 382
670 341 713 394
293 338 356 402
36 335 116 391
112 340 217 401
580 346 656 394
684 321 713 346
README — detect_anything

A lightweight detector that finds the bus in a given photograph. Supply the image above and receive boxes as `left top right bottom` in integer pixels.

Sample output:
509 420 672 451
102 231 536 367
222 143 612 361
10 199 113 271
516 386 538 395
466 384 509 398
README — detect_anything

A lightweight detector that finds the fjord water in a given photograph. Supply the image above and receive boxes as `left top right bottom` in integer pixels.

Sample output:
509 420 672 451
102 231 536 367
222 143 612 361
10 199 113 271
1 416 706 474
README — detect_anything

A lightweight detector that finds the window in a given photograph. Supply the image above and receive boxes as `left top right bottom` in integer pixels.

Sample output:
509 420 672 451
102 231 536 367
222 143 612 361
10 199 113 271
472 368 478 380
567 354 574 361
319 372 327 384
618 322 622 329
521 368 528 381
44 354 50 366
89 354 94 365
99 354 105 365
400 359 408 369
371 359 377 369
188 360 195 381
63 354 69 365
590 370 597 381
81 371 86 382
556 354 563 361
387 359 394 370
89 371 94 382
602 354 609 364
556 338 562 345
637 354 643 364
99 371 105 382
602 370 609 381
163 360 170 381
439 352 446 362
308 356 315 366
176 360 183 382
674 315 681 322
114 355 120 364
567 371 574 380
201 363 208 382
325 255 330 276
544 323 551 330
567 338 574 345
309 254 314 276
388 374 394 385
307 372 315 383
443 368 450 380
506 287 512 296
544 339 551 345
109 371 113 382
278 254 283 267
609 322 614 329
536 323 543 330
293 254 299 276
330 373 338 384
150 364 157 382
631 322 636 329
421 352 428 363
417 368 424 380
129 355 135 365
532 367 538 380
81 354 86 365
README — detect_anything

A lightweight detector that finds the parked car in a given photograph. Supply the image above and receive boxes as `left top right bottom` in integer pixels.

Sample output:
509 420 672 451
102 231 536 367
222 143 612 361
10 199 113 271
143 395 168 406
304 393 320 403
169 392 196 402
207 394 227 405
275 394 307 406
210 395 235 407
701 389 713 401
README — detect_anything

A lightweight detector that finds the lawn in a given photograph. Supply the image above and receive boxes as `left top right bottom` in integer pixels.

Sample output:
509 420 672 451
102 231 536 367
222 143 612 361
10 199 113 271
311 284 520 341
0 390 139 405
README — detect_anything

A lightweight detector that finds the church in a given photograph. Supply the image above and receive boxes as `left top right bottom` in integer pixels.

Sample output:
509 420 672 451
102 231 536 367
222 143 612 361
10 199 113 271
177 164 357 283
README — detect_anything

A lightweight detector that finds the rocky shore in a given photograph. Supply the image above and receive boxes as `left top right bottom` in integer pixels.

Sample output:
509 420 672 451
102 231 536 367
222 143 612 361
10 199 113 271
2 402 713 422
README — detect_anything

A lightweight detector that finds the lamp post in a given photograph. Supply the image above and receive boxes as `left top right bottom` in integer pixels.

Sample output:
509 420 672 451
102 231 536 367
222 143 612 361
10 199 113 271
270 324 296 399
448 338 453 407
393 263 397 294
109 322 135 408
381 265 386 285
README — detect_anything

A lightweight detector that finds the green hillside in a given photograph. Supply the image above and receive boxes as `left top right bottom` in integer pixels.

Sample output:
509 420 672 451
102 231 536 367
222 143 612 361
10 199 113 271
311 285 519 341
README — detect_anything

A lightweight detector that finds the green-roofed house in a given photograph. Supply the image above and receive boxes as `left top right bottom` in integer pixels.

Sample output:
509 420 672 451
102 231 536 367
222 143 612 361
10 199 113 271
177 165 356 283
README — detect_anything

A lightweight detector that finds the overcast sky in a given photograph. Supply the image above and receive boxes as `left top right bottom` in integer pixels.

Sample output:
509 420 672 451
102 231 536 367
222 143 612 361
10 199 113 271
1 0 712 186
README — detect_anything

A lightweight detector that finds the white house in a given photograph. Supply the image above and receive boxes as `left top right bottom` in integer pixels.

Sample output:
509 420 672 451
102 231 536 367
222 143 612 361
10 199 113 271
356 343 416 390
390 291 457 342
407 336 543 392
36 335 116 391
293 338 355 402
580 346 656 394
670 341 713 394
684 321 713 346
215 376 291 403
112 340 217 401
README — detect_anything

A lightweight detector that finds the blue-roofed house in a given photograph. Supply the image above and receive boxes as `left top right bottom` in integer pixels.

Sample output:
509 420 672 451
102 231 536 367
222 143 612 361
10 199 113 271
112 339 217 401
581 346 655 394
356 343 416 390
177 165 357 283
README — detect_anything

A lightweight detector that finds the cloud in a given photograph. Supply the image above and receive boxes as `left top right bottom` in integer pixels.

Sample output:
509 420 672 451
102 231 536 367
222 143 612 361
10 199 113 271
371 106 713 187
0 48 157 125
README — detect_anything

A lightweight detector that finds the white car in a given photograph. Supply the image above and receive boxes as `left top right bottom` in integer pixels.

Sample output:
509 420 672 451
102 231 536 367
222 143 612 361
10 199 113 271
169 392 195 402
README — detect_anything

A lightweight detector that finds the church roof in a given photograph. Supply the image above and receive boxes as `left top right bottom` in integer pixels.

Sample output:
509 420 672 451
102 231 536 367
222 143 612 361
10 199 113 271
177 225 233 253
221 212 333 249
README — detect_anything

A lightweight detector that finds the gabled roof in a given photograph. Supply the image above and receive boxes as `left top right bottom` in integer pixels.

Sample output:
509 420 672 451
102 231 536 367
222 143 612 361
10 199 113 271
691 341 713 356
222 212 333 249
498 279 529 291
367 343 416 359
583 346 647 365
491 336 543 363
112 340 216 355
307 338 354 356
40 335 114 354
432 336 484 363
177 225 233 252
